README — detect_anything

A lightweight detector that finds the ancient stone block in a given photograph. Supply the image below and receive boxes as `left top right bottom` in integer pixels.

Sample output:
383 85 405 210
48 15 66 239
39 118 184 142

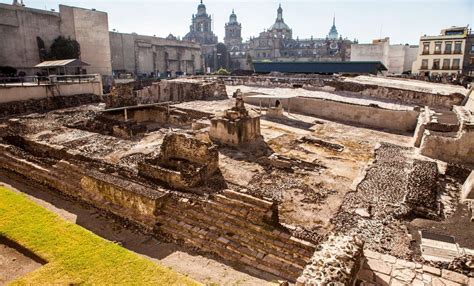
138 132 219 190
296 235 364 286
210 90 262 146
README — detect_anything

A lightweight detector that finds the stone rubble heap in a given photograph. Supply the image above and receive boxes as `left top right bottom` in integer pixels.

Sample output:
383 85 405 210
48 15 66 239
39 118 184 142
333 142 441 259
296 234 364 286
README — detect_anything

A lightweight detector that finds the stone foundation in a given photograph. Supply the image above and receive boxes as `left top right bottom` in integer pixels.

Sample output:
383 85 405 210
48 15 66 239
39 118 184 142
0 94 102 117
210 92 262 146
138 133 219 190
296 235 364 285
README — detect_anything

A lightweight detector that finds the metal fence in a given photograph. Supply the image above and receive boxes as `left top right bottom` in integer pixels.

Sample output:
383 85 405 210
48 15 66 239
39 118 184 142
0 74 100 87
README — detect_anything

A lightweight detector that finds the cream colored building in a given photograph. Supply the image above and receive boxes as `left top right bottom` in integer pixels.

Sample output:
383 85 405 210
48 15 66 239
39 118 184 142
412 26 474 76
350 37 418 74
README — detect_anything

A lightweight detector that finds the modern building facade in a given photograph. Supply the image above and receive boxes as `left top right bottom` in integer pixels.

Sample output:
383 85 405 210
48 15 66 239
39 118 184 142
109 32 202 77
411 26 474 76
351 38 418 74
0 3 112 75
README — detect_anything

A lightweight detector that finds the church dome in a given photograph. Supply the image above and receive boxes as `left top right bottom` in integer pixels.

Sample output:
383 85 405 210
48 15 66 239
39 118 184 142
269 21 291 31
197 0 206 15
269 4 291 32
229 9 237 24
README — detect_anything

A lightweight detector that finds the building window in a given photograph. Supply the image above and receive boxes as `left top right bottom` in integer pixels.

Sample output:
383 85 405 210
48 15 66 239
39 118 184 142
434 42 442 54
421 59 428 69
471 44 474 54
442 59 450 69
454 41 462 54
452 59 460 69
432 59 440 70
444 42 452 54
422 42 430 54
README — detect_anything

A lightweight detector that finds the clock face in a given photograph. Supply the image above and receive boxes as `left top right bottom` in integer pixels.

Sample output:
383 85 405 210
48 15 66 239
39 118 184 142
329 42 339 50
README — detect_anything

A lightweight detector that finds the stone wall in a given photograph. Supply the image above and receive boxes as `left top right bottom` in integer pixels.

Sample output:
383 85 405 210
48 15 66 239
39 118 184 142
0 137 315 282
243 96 419 133
419 107 474 165
296 235 364 285
0 3 112 75
0 81 103 104
205 75 466 110
59 5 112 75
109 32 202 76
0 93 102 117
0 3 60 72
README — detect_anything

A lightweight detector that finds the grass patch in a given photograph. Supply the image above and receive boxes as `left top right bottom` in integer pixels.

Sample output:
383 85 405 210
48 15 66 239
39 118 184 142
0 186 200 285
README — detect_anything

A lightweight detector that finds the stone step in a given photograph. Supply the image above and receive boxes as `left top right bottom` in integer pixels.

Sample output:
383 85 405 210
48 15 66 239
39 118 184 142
184 205 312 261
157 216 300 281
165 202 315 254
158 206 311 267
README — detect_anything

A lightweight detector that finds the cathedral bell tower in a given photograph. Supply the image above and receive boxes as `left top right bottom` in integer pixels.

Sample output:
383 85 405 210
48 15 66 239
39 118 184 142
224 9 242 47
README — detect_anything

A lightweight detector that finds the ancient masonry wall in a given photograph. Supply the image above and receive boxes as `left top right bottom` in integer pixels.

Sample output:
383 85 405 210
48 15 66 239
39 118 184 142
0 94 102 117
0 140 315 281
243 96 419 133
326 80 465 110
209 75 465 109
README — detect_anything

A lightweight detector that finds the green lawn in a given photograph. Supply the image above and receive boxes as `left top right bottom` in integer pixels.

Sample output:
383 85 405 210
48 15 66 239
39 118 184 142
0 186 200 285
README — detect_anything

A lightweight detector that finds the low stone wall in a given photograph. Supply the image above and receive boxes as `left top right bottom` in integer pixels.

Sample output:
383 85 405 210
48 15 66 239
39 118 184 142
243 96 419 133
0 94 102 117
136 79 227 104
326 80 465 110
202 75 466 110
0 81 103 104
419 107 474 166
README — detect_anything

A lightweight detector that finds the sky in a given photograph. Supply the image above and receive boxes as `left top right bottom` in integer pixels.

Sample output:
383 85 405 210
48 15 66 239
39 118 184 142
3 0 473 45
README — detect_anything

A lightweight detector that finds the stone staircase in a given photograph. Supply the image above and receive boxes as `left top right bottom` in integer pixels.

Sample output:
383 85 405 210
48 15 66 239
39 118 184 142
156 190 316 281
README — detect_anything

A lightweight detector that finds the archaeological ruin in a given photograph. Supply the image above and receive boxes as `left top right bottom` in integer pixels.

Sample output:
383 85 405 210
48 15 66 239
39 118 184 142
0 74 473 285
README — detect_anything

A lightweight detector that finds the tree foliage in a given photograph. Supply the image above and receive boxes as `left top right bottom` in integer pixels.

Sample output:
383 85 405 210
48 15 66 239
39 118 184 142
48 36 81 60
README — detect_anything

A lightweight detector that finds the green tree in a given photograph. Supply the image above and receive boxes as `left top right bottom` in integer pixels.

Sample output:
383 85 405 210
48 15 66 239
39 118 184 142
48 36 81 60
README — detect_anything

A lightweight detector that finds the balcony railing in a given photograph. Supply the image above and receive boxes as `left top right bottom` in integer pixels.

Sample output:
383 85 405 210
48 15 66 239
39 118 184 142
422 51 430 55
433 51 441 54
444 50 452 54
420 65 429 70
453 50 462 54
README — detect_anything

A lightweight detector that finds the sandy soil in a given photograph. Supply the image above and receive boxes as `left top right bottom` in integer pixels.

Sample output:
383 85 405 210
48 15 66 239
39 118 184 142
0 240 43 286
0 171 279 286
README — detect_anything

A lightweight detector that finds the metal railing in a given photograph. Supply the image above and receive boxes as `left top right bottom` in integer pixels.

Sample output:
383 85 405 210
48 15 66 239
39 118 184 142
0 74 100 87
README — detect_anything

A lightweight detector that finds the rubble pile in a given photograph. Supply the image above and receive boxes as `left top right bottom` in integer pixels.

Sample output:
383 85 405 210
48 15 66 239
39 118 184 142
333 143 442 258
296 235 364 286
406 159 439 218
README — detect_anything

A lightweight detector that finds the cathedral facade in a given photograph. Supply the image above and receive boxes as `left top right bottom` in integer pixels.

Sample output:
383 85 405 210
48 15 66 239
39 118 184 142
225 5 354 70
183 1 354 72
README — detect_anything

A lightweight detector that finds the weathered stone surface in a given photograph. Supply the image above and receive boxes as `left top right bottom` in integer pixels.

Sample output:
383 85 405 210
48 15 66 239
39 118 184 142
441 269 469 285
296 235 364 285
138 132 219 190
210 91 262 146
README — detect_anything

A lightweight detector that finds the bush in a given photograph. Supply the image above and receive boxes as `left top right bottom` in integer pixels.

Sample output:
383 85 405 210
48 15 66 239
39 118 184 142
215 68 230 75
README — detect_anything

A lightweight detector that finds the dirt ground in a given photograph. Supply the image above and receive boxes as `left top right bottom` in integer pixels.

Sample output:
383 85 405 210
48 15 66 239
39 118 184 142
0 171 279 286
177 94 413 232
0 239 43 286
